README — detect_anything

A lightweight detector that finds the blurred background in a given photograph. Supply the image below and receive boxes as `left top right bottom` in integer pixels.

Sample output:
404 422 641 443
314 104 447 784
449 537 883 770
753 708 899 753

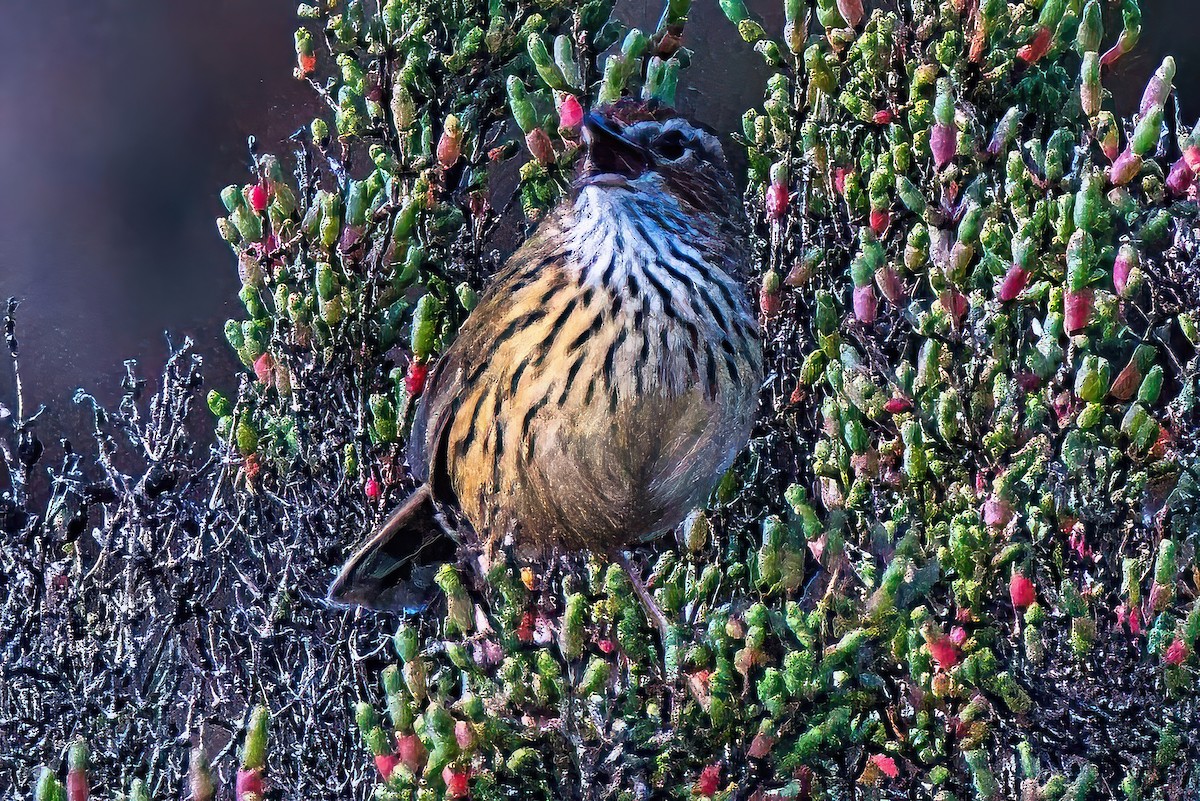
0 0 1192 419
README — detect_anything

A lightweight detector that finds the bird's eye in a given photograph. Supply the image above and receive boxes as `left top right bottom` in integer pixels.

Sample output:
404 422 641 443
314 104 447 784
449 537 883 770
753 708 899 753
653 130 689 161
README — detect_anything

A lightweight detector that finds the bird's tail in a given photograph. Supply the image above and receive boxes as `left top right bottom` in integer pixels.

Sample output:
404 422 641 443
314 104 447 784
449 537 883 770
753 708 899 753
327 484 457 613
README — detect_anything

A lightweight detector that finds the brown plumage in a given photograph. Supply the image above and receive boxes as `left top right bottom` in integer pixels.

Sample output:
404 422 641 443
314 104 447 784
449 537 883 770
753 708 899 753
330 103 762 614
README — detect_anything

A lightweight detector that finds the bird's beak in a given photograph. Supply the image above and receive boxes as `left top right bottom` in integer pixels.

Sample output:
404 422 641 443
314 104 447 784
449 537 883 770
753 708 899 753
582 110 650 177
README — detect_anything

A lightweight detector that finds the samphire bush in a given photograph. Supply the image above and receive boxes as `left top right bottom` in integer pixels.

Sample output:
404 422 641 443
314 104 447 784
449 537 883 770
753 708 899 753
5 0 1200 799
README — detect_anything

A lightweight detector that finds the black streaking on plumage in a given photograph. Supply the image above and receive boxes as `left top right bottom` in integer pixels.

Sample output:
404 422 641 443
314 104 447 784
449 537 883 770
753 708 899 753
330 101 761 612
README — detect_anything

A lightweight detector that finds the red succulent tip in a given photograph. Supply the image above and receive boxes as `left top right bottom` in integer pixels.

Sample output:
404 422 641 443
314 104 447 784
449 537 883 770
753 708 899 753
516 611 535 643
1016 26 1053 65
443 767 471 798
374 754 400 781
1064 288 1094 334
405 361 429 396
248 183 269 213
927 636 960 670
695 764 721 796
1009 572 1035 609
869 209 891 236
833 167 851 196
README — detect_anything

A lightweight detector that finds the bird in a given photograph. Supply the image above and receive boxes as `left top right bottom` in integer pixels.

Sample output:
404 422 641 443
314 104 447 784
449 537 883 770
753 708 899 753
329 101 763 634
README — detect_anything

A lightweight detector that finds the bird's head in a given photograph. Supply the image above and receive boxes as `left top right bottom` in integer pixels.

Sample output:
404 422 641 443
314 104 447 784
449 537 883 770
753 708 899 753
578 101 740 222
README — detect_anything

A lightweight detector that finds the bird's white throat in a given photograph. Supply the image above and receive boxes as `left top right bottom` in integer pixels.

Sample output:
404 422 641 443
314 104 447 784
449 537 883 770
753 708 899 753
565 182 727 311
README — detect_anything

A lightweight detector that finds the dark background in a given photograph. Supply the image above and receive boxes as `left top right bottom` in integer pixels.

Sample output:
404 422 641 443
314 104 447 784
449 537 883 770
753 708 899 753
0 1 1190 418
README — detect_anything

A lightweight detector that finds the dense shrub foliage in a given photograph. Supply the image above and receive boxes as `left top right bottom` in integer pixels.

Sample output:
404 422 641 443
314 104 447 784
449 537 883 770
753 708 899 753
5 0 1200 799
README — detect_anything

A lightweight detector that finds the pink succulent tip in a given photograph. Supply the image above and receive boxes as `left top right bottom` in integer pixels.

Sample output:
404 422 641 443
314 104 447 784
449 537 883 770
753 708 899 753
1184 145 1200 174
931 123 956 170
557 94 583 132
997 265 1030 302
759 286 781 318
235 770 264 801
853 284 878 323
1166 158 1195 197
871 754 899 779
984 495 1013 528
747 732 774 759
374 754 400 781
1165 638 1189 666
1109 148 1143 186
836 0 864 27
1128 605 1143 636
253 353 275 386
525 128 556 167
939 289 968 323
396 734 427 774
766 183 789 220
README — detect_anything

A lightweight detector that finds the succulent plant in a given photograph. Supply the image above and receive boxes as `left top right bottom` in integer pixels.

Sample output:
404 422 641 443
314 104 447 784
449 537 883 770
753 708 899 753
8 0 1200 799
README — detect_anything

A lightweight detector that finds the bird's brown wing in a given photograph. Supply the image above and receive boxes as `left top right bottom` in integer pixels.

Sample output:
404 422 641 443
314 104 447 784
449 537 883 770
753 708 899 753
328 299 505 611
406 217 565 497
329 257 535 612
329 217 567 611
405 291 504 496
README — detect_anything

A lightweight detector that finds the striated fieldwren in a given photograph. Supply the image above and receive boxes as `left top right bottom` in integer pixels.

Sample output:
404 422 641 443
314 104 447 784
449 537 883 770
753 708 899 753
330 102 763 625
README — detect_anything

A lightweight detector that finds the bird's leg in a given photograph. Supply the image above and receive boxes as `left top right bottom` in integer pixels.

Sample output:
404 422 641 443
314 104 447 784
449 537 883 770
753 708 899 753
614 551 670 636
614 551 678 681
